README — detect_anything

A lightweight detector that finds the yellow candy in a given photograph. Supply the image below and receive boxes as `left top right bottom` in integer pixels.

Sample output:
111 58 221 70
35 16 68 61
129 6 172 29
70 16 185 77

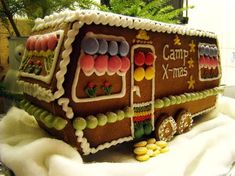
160 146 169 153
135 154 150 161
145 66 154 80
152 149 160 157
156 141 168 148
134 67 145 81
134 147 148 155
147 138 156 144
134 141 147 148
146 144 158 150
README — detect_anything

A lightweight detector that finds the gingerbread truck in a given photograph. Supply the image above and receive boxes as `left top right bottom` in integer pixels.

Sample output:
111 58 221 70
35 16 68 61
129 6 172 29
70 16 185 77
17 10 222 155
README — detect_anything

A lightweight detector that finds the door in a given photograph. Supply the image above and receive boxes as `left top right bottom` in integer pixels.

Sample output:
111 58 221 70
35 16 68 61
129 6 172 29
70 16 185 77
131 44 156 139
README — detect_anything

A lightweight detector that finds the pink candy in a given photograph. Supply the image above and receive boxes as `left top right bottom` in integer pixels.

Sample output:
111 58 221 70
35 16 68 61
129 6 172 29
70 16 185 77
80 55 95 72
94 55 108 73
48 33 58 50
108 56 122 73
120 56 130 72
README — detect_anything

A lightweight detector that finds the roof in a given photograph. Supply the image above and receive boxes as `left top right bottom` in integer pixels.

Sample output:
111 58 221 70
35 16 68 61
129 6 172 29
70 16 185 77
32 10 217 39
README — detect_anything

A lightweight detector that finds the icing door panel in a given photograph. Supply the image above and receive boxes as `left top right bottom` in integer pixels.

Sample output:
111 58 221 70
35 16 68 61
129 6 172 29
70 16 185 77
131 44 156 138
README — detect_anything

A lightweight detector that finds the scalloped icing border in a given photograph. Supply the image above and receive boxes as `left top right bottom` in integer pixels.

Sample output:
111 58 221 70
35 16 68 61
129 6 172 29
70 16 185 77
32 10 217 39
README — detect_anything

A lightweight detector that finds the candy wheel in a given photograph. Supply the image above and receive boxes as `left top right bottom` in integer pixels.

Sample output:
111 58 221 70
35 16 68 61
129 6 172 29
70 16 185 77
155 114 177 142
176 109 193 134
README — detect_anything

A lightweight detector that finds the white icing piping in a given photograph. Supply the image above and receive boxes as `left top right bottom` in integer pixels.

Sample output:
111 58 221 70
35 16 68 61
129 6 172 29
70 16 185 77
54 21 84 99
58 98 74 119
32 10 217 39
17 80 55 102
191 105 216 118
75 130 133 155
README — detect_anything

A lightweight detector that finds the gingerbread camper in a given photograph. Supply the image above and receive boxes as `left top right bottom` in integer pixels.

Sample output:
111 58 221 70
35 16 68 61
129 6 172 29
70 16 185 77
18 10 222 155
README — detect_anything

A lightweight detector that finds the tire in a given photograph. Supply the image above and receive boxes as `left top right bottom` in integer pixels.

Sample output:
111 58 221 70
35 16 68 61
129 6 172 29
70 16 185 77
176 109 193 134
155 114 177 141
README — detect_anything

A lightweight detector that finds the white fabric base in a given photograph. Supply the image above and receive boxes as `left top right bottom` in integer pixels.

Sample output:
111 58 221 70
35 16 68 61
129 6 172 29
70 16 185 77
1 96 235 176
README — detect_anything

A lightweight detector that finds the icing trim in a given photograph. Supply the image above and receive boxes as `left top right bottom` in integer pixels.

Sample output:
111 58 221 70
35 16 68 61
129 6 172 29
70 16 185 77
154 87 223 109
17 80 55 102
191 105 216 118
32 10 217 39
19 99 68 130
58 98 74 119
75 130 133 155
54 21 84 99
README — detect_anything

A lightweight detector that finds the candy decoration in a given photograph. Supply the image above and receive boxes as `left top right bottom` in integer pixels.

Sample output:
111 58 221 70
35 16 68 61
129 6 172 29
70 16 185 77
29 36 37 50
145 52 154 65
120 56 130 72
41 35 49 51
134 67 145 81
81 37 99 55
145 66 154 80
86 115 98 129
108 41 118 56
80 54 95 72
48 33 58 50
26 36 33 50
133 138 169 162
134 51 145 66
98 39 108 54
97 113 108 126
108 55 122 73
119 40 130 56
94 55 108 73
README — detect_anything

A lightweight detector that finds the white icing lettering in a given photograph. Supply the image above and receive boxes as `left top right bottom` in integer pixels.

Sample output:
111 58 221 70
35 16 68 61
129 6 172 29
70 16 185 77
162 64 169 80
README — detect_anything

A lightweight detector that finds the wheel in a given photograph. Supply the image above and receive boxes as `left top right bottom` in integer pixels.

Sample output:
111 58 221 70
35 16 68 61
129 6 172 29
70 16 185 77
176 109 193 134
155 114 177 142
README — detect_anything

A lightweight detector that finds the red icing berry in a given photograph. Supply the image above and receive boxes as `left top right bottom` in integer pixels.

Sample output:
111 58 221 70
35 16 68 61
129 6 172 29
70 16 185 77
103 81 110 87
28 59 34 65
80 54 95 72
29 36 37 50
94 55 108 73
47 33 58 50
87 82 96 89
134 51 145 66
120 56 130 72
145 52 154 65
36 60 42 66
108 55 122 73
35 37 42 51
41 35 49 51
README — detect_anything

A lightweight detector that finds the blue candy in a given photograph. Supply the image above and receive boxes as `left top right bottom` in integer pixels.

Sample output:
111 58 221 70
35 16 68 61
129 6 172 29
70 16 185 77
98 39 108 54
81 37 99 55
108 41 118 56
119 40 129 56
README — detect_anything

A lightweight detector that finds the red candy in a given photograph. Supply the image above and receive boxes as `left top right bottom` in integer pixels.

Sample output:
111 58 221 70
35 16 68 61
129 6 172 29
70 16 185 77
41 35 49 51
47 33 58 50
29 36 37 50
108 56 122 73
35 37 42 51
94 55 108 73
26 37 32 50
80 55 95 72
120 56 130 72
145 52 154 65
134 51 145 66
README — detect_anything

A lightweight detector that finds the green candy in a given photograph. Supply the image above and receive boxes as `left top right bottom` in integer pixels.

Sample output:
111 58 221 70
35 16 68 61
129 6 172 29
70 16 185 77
73 117 87 131
154 99 164 109
176 96 182 104
27 105 35 115
53 117 68 130
19 99 27 108
44 114 54 128
144 123 152 135
163 97 171 107
33 108 44 120
97 113 108 126
39 111 49 122
134 125 144 139
124 107 134 118
185 93 192 102
24 101 31 111
169 96 177 105
86 115 98 129
116 110 125 121
106 112 118 123
180 94 187 103
191 93 196 101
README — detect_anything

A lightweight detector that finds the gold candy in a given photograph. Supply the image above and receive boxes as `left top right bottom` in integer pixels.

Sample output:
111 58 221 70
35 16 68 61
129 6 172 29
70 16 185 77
134 141 147 147
135 154 150 161
147 138 156 144
156 141 168 148
160 146 169 153
146 143 158 150
133 147 148 155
